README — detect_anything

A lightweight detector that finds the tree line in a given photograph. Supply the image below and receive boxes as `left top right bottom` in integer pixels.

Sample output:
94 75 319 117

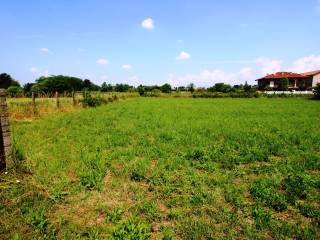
1 72 259 97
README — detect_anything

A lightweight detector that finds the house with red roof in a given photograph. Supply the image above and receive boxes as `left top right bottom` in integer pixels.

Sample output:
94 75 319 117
256 70 320 90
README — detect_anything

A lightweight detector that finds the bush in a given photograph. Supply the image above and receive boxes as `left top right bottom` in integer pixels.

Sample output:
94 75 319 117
313 83 320 99
278 78 289 91
111 218 151 240
82 90 105 107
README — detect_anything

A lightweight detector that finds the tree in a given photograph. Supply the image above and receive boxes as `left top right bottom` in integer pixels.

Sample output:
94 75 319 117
209 83 232 93
23 83 35 96
101 82 113 92
243 81 252 92
114 83 131 92
83 79 100 91
313 83 320 99
187 83 195 93
177 86 186 91
7 86 24 97
278 78 289 91
0 73 20 89
137 85 145 96
160 83 172 93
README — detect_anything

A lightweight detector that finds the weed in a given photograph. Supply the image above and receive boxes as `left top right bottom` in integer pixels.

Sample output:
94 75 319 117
179 219 214 239
106 207 124 223
134 201 161 221
250 178 288 211
27 207 56 239
111 218 151 240
252 205 272 230
297 203 320 220
283 173 312 203
77 150 107 190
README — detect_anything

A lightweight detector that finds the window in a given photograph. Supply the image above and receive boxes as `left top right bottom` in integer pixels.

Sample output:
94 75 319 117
270 81 274 87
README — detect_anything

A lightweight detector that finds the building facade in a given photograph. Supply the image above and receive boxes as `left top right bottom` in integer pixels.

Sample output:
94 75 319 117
257 70 320 90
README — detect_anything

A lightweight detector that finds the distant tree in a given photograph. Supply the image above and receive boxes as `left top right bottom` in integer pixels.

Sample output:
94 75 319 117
7 86 24 97
243 81 252 92
0 73 20 89
187 83 195 93
23 83 35 93
314 83 320 99
83 79 100 91
278 78 289 91
160 83 172 93
209 83 232 93
178 86 186 91
101 82 113 92
114 83 131 92
137 85 145 96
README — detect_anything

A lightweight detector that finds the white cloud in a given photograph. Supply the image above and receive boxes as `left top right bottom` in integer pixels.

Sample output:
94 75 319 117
255 57 282 75
29 67 49 77
30 67 39 73
122 64 133 70
141 18 154 29
127 75 140 86
177 51 191 61
287 55 320 72
96 58 109 65
40 47 50 53
168 67 254 87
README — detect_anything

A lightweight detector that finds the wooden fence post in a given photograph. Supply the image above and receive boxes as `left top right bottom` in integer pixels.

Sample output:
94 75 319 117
55 91 60 108
32 92 36 115
0 89 12 170
72 91 76 106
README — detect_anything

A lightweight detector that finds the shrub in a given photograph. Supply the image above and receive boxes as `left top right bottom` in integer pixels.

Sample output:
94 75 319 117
82 90 105 107
283 173 312 203
250 178 287 211
313 83 320 99
111 218 151 240
278 78 289 91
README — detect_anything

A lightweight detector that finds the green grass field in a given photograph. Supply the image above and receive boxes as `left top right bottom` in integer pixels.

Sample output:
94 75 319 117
1 98 320 239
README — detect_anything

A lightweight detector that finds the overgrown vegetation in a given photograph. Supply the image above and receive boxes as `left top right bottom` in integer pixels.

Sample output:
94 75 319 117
1 98 319 239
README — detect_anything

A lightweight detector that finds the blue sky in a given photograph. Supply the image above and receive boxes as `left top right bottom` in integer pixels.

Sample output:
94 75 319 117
1 0 320 87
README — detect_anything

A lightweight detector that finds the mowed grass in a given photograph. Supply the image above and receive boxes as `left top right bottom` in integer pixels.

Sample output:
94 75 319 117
1 98 320 239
